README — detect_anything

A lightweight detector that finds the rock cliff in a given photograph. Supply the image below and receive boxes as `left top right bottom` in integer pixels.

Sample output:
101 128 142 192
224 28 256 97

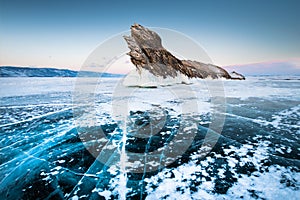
124 23 244 80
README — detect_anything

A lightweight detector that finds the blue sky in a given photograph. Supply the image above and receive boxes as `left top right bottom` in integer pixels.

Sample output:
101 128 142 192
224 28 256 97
0 0 299 72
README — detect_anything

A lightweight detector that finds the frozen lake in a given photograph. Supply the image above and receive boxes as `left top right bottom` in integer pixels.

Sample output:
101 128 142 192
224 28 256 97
0 76 299 199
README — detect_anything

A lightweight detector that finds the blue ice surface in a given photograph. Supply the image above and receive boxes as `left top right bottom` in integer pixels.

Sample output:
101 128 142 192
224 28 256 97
0 76 299 199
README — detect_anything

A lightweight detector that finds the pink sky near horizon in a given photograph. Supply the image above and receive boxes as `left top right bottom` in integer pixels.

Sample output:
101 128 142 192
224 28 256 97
224 58 300 68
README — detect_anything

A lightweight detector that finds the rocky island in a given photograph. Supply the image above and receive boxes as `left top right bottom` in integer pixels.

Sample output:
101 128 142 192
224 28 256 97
124 23 245 80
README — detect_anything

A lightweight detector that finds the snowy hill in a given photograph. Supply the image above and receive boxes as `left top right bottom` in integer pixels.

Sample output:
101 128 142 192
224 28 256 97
0 66 123 77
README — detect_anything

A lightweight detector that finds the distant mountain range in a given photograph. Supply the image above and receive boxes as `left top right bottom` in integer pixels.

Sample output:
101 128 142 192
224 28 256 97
223 61 300 76
0 66 124 77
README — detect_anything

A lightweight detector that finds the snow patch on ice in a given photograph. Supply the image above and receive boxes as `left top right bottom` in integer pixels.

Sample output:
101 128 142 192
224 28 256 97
122 69 192 87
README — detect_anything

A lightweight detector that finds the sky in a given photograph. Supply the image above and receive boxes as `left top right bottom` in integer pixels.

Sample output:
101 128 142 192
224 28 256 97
0 0 299 74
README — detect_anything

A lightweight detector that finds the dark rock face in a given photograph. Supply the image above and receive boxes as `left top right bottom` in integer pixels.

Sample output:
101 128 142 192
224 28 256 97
124 23 244 80
230 71 246 80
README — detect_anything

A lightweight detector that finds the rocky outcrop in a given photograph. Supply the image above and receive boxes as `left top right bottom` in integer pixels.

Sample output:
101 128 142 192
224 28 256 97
229 71 246 80
124 23 244 80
